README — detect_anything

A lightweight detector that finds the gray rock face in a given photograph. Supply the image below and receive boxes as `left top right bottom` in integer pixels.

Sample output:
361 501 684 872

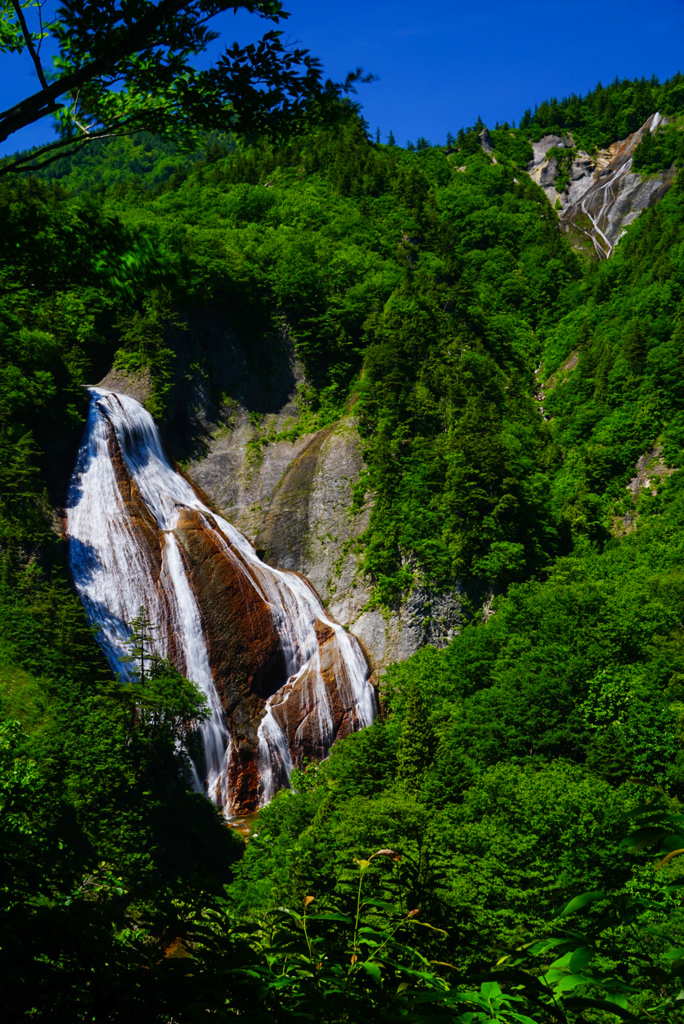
564 155 597 207
526 114 676 258
527 133 577 207
539 155 559 188
529 134 572 168
527 132 600 210
188 403 461 674
351 584 461 675
96 366 153 407
165 312 462 674
479 127 494 156
559 113 674 258
96 312 461 675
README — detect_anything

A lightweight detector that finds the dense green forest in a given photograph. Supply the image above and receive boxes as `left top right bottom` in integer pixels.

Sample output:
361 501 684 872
4 74 684 1020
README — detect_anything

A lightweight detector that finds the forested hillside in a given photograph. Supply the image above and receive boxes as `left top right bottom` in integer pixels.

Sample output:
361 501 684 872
4 74 684 1020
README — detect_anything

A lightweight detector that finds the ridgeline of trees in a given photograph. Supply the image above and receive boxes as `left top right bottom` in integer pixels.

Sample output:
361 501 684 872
519 73 684 150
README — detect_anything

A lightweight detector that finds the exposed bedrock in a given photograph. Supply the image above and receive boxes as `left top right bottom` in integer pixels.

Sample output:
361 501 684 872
173 506 372 813
71 387 378 815
270 619 360 757
106 424 161 570
526 113 675 258
173 507 287 712
188 409 462 675
98 311 462 679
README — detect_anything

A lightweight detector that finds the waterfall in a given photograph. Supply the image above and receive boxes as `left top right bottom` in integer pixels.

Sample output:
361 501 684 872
66 388 376 812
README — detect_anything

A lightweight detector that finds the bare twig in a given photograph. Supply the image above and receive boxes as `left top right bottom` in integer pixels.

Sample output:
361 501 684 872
10 0 49 90
0 125 141 177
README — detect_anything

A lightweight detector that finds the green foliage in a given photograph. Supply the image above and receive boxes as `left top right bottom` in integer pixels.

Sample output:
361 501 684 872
0 718 40 887
5 70 684 1022
20 117 577 598
119 605 210 754
633 120 684 174
30 131 216 195
396 684 436 790
0 595 239 1020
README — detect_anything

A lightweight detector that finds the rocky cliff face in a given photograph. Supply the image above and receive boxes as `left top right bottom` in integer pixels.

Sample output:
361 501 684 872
186 398 462 677
100 313 462 678
527 113 675 257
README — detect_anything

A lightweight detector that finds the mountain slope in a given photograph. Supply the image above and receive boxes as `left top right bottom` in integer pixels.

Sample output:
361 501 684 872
4 75 684 1018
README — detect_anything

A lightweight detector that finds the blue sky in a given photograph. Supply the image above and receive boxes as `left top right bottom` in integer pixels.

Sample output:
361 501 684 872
2 0 684 157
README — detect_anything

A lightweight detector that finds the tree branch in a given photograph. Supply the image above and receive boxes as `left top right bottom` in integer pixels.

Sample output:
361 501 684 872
0 0 261 144
11 0 49 90
0 124 145 177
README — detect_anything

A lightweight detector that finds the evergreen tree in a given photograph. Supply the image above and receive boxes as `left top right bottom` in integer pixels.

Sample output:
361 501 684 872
624 318 648 374
586 724 632 785
122 605 158 684
397 685 436 791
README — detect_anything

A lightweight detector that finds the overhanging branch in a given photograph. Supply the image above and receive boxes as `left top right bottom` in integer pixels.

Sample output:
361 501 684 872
10 0 49 90
0 0 260 144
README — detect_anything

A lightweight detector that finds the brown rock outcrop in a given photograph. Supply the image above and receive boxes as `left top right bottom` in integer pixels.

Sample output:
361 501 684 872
76 389 376 817
171 507 369 814
107 424 162 578
174 507 286 711
269 619 359 764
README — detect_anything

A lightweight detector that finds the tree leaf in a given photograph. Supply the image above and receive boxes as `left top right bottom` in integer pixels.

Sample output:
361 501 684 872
620 826 669 851
359 961 381 982
558 891 604 918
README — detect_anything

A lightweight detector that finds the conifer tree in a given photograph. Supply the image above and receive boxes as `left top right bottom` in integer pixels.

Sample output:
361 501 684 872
122 605 158 685
397 685 436 791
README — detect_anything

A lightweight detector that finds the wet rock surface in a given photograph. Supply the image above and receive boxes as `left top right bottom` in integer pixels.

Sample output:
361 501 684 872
70 388 377 817
173 507 287 713
187 407 461 674
173 508 376 813
526 114 676 258
270 619 359 761
106 425 162 575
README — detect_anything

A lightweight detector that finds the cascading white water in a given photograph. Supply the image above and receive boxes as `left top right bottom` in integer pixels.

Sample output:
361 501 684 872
66 388 376 811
